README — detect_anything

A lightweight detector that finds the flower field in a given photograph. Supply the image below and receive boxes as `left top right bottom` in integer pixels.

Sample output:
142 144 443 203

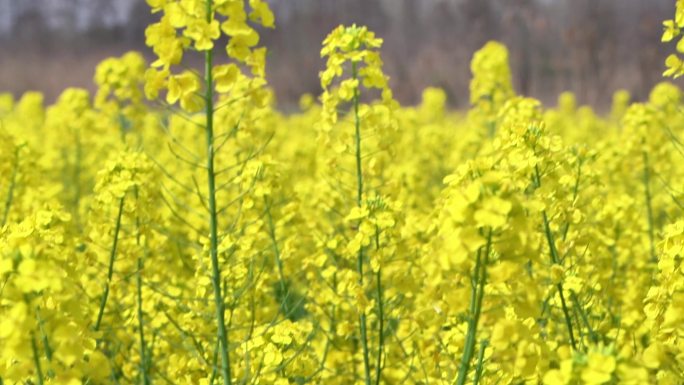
3 1 684 384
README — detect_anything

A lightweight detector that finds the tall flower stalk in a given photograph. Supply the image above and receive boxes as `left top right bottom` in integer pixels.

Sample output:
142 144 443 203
318 24 398 385
351 62 372 385
142 0 274 383
203 1 233 383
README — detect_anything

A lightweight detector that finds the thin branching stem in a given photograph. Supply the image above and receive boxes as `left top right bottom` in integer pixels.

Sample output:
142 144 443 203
1 146 20 227
264 197 286 292
374 268 384 385
472 340 488 385
643 151 657 262
204 1 232 383
542 212 578 351
168 142 205 169
35 306 53 371
352 62 372 385
137 254 151 385
135 188 151 385
534 164 578 351
570 290 598 344
31 331 45 385
94 196 125 331
455 229 492 385
561 158 583 242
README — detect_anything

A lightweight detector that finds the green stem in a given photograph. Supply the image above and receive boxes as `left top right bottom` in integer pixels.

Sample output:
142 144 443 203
455 229 492 385
352 75 363 206
542 212 578 351
35 307 53 368
31 332 45 385
534 165 578 350
94 197 125 331
374 268 384 385
135 189 151 385
561 158 582 242
352 62 372 385
643 151 657 262
204 1 232 384
472 340 488 385
1 146 19 227
209 338 220 385
264 197 286 292
570 291 598 344
607 224 621 326
136 255 150 385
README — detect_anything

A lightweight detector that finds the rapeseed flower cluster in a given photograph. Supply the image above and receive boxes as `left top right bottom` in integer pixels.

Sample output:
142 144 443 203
4 1 684 384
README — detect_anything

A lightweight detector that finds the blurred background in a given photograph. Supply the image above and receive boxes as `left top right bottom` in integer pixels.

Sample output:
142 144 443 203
0 0 677 110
